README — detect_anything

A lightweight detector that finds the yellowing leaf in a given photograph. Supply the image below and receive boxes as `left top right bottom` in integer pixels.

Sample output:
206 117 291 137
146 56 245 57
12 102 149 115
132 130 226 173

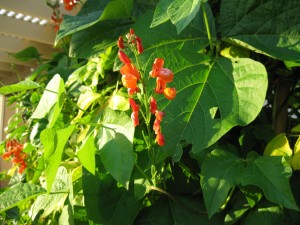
263 133 292 157
294 136 300 154
220 45 250 59
291 152 300 170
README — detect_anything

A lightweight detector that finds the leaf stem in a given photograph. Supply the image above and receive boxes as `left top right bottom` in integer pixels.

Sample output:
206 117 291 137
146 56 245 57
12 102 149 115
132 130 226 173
201 2 213 55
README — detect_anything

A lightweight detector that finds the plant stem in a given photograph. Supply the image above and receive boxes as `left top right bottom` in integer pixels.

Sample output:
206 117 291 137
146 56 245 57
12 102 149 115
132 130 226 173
201 1 214 55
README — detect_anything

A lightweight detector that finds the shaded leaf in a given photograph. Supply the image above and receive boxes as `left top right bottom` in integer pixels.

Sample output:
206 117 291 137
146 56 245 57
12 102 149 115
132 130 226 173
83 168 141 225
0 183 45 213
241 156 299 210
220 0 300 61
201 148 245 217
150 0 173 28
243 201 288 225
0 80 40 95
100 0 133 21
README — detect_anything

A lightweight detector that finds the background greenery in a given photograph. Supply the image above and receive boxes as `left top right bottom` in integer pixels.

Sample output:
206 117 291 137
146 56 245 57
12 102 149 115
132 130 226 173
0 0 300 224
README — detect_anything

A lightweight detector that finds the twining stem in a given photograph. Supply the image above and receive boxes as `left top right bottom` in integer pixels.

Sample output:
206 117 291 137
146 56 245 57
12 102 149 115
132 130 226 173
201 1 214 55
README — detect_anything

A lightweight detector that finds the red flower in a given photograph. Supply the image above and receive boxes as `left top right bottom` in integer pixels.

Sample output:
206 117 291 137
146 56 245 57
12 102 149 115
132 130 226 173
156 132 165 146
155 110 165 121
150 97 157 114
155 77 167 94
118 36 125 49
129 98 139 112
163 87 176 100
122 74 137 89
135 36 143 54
131 111 139 127
118 50 131 64
157 68 174 83
120 63 140 80
150 58 164 78
153 118 161 134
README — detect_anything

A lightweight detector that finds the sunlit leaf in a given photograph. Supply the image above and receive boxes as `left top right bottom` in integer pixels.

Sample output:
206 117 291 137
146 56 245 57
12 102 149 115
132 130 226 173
263 133 293 157
0 80 40 95
0 183 45 213
96 108 134 186
29 167 69 220
77 135 96 175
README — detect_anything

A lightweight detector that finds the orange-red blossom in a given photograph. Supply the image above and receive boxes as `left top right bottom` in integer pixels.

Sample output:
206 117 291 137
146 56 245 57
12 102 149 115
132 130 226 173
150 58 176 100
2 139 27 174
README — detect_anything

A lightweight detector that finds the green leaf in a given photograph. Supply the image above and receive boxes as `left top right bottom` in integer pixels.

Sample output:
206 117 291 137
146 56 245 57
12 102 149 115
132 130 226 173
201 148 245 217
0 183 46 213
100 0 133 20
167 0 201 34
135 196 223 225
9 46 40 61
220 0 300 61
241 156 299 210
29 167 69 220
243 201 287 225
96 108 135 186
83 169 141 225
31 74 64 121
0 80 40 95
72 89 101 122
150 0 173 27
41 125 75 192
77 134 96 175
69 19 130 58
55 11 103 45
264 133 293 157
155 53 267 158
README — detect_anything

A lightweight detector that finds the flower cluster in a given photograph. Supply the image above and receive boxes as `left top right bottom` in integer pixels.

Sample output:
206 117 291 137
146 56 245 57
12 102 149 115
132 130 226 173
1 140 27 174
117 29 176 146
47 0 79 31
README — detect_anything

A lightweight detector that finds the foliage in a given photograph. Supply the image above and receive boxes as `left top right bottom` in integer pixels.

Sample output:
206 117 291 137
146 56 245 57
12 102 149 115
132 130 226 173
0 0 300 224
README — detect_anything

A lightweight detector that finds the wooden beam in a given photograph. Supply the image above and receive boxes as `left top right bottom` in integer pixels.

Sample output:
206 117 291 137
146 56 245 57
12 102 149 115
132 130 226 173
0 0 81 21
0 35 58 59
0 16 56 45
0 62 25 73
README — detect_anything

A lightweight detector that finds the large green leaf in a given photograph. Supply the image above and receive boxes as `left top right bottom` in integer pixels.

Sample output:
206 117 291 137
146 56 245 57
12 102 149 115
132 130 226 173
135 196 223 225
0 183 45 213
77 134 96 175
9 46 40 61
201 148 245 217
167 0 201 34
31 74 65 126
83 169 141 225
241 156 299 210
96 108 135 186
0 80 40 95
243 201 288 225
69 19 130 58
40 125 75 192
145 50 267 159
29 167 69 220
220 0 300 61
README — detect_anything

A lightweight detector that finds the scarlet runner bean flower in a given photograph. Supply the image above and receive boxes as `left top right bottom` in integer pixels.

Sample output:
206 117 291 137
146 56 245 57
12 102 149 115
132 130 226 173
117 29 176 147
1 139 27 174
